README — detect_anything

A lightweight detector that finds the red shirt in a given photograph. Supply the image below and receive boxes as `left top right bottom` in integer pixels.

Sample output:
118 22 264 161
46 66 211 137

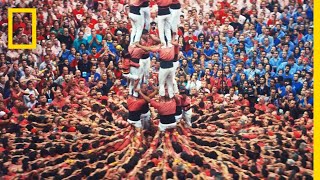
127 97 146 111
52 98 67 109
151 99 176 115
128 45 145 59
13 22 26 32
156 0 172 6
180 96 191 107
72 8 85 20
158 46 175 61
254 103 267 112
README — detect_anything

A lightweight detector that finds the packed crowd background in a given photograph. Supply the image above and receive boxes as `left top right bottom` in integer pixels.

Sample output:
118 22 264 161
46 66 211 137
0 0 314 179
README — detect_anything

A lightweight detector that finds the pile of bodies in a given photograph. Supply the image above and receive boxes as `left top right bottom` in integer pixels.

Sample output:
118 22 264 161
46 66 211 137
0 95 313 179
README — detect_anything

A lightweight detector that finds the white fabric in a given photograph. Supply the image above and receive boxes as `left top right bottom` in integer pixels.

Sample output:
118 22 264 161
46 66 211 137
169 8 181 34
159 122 177 131
157 14 172 46
175 114 182 122
172 61 179 94
158 67 174 98
140 6 151 30
128 66 142 97
129 13 144 44
127 119 143 128
183 108 192 126
139 57 151 83
141 111 151 129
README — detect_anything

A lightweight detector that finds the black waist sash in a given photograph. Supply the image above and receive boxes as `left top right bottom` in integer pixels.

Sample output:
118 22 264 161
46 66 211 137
128 111 141 121
175 106 182 115
141 54 150 59
131 58 140 63
130 6 141 15
170 3 181 9
141 1 149 7
141 103 149 114
158 6 170 15
159 114 176 124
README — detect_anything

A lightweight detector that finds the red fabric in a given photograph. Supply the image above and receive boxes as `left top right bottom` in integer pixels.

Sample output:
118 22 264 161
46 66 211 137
127 97 146 111
31 128 37 134
150 99 176 115
68 126 76 132
293 131 302 138
13 22 26 32
159 46 175 61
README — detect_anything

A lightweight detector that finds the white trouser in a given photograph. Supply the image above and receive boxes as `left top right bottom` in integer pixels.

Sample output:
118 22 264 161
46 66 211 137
158 67 174 98
129 13 144 45
140 6 150 30
127 119 142 128
141 110 151 129
159 122 177 131
175 114 182 122
169 8 180 34
157 14 172 46
128 66 141 97
182 108 192 126
139 57 151 83
172 61 179 94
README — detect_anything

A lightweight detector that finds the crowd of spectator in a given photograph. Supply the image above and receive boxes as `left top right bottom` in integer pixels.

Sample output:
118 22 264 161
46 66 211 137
0 0 314 179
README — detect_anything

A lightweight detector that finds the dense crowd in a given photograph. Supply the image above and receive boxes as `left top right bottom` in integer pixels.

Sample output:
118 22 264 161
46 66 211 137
0 0 314 179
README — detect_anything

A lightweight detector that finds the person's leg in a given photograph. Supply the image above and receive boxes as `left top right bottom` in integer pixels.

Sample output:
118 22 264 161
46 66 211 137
183 109 192 127
141 111 151 130
140 7 151 30
144 57 151 83
164 15 172 46
138 58 146 84
172 61 179 94
129 13 138 45
128 66 140 96
169 8 180 39
158 67 167 97
133 15 144 44
166 67 174 98
157 15 167 46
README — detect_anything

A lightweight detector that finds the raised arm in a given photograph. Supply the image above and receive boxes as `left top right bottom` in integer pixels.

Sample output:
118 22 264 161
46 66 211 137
136 43 161 53
138 90 152 102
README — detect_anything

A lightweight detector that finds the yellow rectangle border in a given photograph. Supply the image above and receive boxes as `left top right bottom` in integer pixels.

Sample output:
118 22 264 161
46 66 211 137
8 8 37 49
314 0 319 179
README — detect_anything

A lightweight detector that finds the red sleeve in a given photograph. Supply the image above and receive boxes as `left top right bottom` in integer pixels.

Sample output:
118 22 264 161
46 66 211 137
150 99 160 109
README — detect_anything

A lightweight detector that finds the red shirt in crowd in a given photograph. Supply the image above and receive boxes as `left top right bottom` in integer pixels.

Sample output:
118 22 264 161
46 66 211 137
13 22 26 32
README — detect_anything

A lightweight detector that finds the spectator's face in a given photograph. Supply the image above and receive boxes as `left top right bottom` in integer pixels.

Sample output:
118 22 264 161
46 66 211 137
222 47 228 53
244 107 250 114
241 74 246 80
306 73 311 81
79 81 85 88
214 41 219 48
76 70 81 77
79 32 84 39
25 68 30 75
76 53 81 59
288 59 294 65
63 67 68 75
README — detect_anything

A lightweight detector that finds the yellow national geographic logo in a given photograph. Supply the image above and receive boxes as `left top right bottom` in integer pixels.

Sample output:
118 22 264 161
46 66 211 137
8 8 37 49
